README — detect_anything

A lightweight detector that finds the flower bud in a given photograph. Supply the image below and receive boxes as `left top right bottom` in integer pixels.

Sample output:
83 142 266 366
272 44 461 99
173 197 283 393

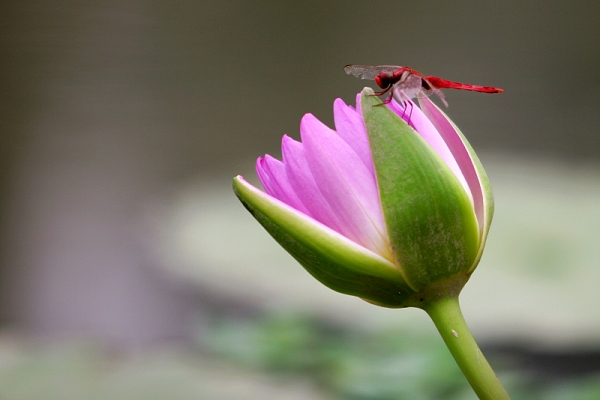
233 88 493 307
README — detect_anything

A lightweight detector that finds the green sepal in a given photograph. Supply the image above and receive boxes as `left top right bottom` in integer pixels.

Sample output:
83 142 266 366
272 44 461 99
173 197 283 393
233 176 416 308
361 89 480 291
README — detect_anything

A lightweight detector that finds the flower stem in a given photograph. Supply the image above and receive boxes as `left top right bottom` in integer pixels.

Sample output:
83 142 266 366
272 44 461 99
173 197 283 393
421 296 511 400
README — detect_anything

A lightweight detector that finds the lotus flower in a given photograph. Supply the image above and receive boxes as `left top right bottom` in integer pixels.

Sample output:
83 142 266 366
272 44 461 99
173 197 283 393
233 88 493 307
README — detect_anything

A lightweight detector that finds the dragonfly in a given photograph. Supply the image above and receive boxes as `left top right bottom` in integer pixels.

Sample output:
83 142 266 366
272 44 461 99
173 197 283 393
344 64 503 107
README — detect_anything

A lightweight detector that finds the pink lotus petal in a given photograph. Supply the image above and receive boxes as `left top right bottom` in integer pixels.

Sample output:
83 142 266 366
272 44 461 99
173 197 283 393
333 98 374 175
418 96 484 234
256 157 278 196
300 113 391 259
236 175 395 264
354 93 362 114
387 99 472 204
281 135 344 232
256 155 311 216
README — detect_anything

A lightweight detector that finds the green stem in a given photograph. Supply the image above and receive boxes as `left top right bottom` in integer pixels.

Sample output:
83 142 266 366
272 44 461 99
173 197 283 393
421 296 510 400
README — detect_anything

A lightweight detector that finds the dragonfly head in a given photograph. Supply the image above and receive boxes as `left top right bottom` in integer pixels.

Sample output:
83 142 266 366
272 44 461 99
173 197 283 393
374 72 393 90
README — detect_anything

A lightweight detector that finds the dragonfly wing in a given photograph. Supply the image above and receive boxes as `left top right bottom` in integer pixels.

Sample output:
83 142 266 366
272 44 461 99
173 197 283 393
416 88 448 108
344 65 402 80
415 89 433 99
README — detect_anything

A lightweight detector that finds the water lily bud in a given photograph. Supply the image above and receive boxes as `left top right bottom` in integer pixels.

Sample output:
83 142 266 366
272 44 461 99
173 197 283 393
233 88 493 307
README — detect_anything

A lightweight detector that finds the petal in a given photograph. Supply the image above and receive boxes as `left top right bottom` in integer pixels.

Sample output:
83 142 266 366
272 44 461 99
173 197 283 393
256 157 278 197
333 98 374 175
233 175 413 307
388 99 473 205
300 113 392 260
281 135 344 232
418 97 486 236
256 155 311 216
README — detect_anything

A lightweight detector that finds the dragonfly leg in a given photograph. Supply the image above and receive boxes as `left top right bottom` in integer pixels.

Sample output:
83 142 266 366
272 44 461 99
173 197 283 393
396 100 415 129
380 92 394 105
405 101 415 129
372 85 392 97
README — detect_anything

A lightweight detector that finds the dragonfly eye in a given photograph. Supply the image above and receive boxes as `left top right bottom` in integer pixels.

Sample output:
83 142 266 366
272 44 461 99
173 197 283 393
375 73 391 89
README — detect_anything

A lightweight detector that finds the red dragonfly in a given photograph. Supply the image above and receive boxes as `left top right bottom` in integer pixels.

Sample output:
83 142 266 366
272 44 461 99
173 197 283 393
344 64 503 107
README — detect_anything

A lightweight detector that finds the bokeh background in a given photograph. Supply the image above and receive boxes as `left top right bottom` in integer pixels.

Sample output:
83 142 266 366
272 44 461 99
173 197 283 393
1 1 600 399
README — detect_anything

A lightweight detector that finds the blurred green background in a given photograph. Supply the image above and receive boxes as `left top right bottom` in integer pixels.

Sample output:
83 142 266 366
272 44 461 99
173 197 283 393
0 1 599 398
